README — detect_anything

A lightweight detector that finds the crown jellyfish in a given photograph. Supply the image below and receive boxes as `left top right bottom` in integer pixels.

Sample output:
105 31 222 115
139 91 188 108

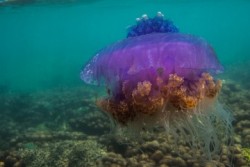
81 12 233 159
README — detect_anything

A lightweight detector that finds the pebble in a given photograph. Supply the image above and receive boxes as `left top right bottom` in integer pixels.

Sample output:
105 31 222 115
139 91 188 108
126 157 138 166
142 140 160 151
13 161 24 167
242 128 250 136
244 134 250 141
173 157 186 167
5 155 18 166
228 145 240 154
234 154 247 166
160 155 172 163
221 155 228 161
233 135 242 144
102 152 126 166
159 164 169 167
150 150 163 162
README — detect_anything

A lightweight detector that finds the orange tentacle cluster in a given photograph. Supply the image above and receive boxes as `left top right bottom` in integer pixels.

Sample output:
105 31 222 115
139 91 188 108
97 73 222 125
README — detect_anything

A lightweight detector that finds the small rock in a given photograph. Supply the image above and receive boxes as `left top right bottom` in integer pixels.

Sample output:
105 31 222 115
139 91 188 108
173 157 186 167
244 134 250 142
5 155 18 167
142 140 160 151
192 163 200 167
159 164 169 167
0 161 4 167
221 155 228 161
150 150 163 162
234 154 247 166
127 157 138 166
233 135 242 144
159 155 172 165
231 145 242 154
242 128 250 136
102 152 126 166
13 161 24 167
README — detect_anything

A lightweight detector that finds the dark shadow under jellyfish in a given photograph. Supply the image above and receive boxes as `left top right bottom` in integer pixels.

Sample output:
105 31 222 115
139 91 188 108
81 12 233 160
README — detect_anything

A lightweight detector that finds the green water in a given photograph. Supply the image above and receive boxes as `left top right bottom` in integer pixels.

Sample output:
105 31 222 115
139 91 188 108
0 0 249 91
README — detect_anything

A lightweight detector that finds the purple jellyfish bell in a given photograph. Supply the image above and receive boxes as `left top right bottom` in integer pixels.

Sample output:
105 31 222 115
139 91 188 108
81 33 223 84
81 13 223 97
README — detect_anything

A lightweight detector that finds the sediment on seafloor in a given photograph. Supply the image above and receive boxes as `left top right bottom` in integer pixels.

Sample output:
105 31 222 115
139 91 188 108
0 81 249 166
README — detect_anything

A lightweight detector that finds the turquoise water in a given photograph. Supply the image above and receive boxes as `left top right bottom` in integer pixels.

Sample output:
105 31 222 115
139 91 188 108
0 1 250 166
0 0 249 91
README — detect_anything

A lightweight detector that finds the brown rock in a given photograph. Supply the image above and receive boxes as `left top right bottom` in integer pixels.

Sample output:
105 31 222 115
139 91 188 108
159 155 172 165
13 161 24 167
192 163 200 167
137 160 155 167
242 128 250 136
102 152 126 166
186 159 195 166
204 161 225 167
234 154 247 166
110 164 121 167
173 157 186 167
125 148 138 157
0 161 4 167
159 164 169 167
244 134 250 141
5 155 18 166
142 140 160 151
231 145 241 154
150 150 163 162
182 153 192 160
204 162 215 167
221 155 228 161
233 135 242 144
127 157 138 166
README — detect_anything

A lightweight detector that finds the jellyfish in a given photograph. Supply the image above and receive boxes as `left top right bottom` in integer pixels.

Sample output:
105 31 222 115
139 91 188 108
81 12 233 159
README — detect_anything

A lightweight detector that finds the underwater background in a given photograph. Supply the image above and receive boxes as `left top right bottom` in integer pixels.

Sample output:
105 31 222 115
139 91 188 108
0 0 250 167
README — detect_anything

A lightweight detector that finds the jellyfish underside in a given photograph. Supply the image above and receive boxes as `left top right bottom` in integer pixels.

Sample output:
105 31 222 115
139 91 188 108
98 72 221 125
97 72 232 159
